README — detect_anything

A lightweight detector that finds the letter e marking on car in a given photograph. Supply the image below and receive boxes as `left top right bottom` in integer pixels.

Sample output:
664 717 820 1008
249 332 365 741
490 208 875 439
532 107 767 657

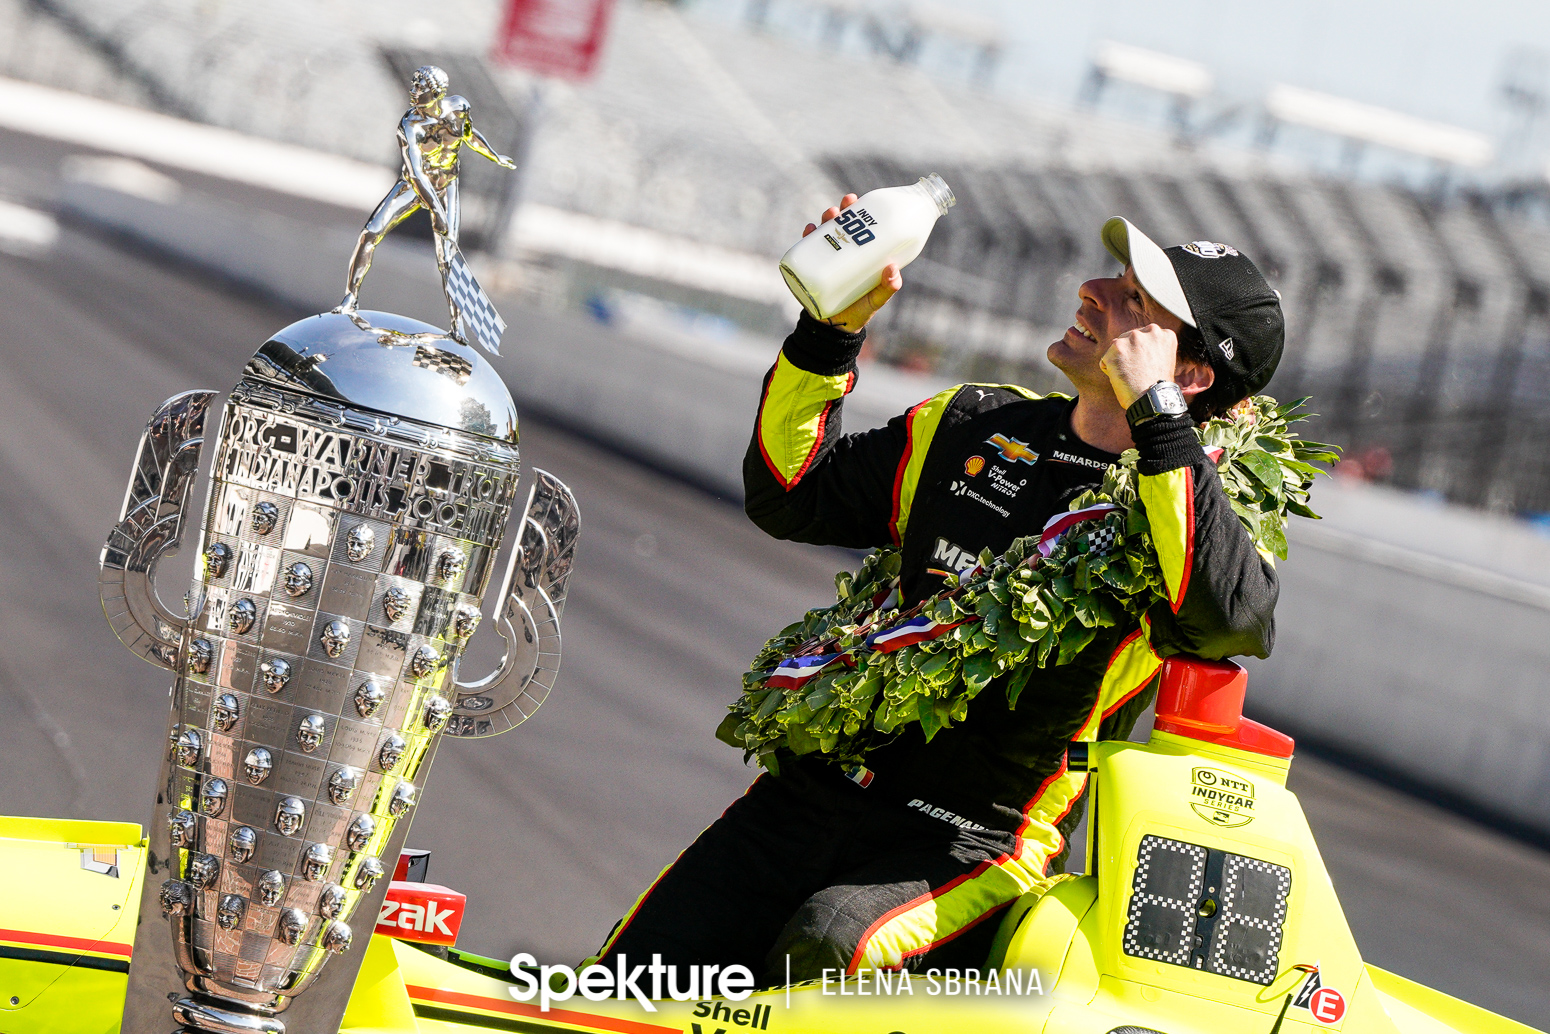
1309 987 1346 1024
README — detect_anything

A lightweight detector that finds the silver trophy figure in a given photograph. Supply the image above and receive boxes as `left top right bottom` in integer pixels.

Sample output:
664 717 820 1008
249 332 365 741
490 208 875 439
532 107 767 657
100 75 578 1034
336 64 516 354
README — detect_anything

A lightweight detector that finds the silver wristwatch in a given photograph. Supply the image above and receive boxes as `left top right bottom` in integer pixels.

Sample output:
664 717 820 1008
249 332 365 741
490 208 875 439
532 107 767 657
1126 380 1188 426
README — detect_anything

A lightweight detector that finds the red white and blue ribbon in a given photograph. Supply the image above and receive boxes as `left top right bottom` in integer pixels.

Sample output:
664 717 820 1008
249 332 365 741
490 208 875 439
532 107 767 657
765 652 852 689
1037 503 1120 558
865 615 968 653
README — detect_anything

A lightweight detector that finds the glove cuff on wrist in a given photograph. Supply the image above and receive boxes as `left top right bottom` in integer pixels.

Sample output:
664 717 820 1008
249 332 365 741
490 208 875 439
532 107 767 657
781 311 866 376
1132 413 1206 475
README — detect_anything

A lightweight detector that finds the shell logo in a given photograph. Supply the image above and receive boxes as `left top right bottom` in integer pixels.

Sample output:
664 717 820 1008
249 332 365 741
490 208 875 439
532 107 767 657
964 456 986 477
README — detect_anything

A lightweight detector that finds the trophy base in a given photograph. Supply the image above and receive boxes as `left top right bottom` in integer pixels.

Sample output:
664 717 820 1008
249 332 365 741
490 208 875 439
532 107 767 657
172 997 284 1034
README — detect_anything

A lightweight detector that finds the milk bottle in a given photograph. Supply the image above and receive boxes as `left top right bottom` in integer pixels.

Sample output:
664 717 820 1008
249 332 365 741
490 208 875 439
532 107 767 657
779 174 956 320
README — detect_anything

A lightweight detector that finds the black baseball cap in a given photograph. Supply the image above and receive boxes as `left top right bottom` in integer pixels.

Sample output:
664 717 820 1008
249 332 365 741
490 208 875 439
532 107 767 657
1101 217 1285 414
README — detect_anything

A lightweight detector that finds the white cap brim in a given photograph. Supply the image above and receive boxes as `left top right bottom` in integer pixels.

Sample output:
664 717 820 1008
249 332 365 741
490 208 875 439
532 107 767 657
1101 217 1196 329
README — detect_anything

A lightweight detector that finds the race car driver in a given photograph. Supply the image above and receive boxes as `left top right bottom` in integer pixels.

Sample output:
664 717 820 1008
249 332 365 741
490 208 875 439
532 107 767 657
593 200 1284 984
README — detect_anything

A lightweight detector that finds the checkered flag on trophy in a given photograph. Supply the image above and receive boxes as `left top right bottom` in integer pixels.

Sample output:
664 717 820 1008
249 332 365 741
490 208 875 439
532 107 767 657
444 245 506 355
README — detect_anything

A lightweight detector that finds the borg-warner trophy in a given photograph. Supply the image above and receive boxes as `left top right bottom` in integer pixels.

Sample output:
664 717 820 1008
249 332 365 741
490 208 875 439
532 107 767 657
99 66 576 1034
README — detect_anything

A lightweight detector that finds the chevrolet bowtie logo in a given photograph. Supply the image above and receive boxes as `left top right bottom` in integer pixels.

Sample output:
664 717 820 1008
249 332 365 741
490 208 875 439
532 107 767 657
986 433 1039 465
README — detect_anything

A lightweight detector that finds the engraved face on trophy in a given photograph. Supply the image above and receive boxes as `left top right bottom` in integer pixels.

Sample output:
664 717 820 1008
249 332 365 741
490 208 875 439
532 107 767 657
321 922 353 955
320 620 351 658
408 645 440 679
216 895 246 931
377 733 407 772
437 549 466 582
344 815 375 853
256 870 285 907
229 598 257 635
251 502 279 536
188 854 220 888
261 657 292 693
168 809 196 848
381 586 411 623
212 693 240 732
296 714 326 753
244 747 273 785
160 880 192 917
423 695 451 731
283 562 314 598
453 605 479 639
387 781 417 818
204 542 231 578
200 777 228 816
302 844 332 882
228 825 257 863
319 884 347 920
275 796 305 837
277 908 308 946
327 767 360 806
176 729 203 768
353 856 385 892
354 680 385 718
187 638 214 675
345 523 375 563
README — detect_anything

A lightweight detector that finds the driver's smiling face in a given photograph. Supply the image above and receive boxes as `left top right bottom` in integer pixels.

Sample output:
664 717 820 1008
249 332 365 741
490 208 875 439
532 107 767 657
1048 265 1185 378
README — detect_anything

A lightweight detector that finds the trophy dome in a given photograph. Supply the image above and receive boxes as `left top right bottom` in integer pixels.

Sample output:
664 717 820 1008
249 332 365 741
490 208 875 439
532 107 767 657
243 311 518 443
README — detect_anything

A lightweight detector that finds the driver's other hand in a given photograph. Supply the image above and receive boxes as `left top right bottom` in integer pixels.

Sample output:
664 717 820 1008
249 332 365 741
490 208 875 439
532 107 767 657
802 193 860 238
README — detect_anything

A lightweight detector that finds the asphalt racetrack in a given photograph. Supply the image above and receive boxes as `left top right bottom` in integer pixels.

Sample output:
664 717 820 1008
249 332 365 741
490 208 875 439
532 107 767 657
0 226 1546 1028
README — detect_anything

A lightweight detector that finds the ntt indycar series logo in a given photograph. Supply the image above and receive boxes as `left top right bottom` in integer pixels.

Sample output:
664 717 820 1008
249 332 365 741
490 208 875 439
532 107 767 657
506 953 1046 1013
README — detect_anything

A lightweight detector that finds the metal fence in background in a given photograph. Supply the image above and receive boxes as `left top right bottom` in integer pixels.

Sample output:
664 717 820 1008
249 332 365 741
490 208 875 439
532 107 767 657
830 154 1550 516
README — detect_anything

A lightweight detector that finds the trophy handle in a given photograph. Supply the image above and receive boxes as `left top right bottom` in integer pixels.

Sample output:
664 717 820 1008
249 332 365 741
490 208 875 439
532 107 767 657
449 469 579 738
99 390 219 670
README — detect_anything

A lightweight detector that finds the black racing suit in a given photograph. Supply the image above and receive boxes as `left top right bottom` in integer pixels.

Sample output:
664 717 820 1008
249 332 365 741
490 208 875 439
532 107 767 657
595 314 1277 981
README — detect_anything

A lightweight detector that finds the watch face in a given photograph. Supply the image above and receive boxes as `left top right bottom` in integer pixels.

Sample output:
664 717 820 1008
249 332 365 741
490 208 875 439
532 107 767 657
1157 383 1187 413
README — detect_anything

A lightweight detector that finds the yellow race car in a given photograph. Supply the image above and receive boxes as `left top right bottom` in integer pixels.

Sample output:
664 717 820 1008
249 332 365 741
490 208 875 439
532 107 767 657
2 655 1538 1034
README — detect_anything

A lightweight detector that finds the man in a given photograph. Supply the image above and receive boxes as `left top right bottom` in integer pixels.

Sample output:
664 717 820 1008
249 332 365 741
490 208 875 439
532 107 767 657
335 64 516 337
593 200 1283 982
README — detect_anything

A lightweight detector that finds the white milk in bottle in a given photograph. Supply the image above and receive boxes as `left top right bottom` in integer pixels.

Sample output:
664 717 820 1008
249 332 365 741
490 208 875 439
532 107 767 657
779 174 956 320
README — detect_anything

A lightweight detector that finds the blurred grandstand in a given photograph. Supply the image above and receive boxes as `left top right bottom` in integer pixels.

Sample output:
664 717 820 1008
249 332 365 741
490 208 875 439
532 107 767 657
6 0 1550 514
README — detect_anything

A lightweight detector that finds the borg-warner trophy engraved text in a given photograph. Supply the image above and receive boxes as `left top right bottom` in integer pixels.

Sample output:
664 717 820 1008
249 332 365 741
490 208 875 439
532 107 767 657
100 69 576 1034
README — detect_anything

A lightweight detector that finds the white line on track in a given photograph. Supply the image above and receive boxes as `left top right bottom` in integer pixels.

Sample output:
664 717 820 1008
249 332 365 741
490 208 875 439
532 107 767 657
0 198 58 253
0 76 391 210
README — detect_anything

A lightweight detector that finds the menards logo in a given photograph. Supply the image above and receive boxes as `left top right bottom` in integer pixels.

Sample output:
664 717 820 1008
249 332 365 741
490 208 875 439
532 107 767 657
1190 767 1256 827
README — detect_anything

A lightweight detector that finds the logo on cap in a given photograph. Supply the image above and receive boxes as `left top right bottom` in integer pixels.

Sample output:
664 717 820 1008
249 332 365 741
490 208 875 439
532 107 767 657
1183 241 1239 259
1219 337 1235 360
